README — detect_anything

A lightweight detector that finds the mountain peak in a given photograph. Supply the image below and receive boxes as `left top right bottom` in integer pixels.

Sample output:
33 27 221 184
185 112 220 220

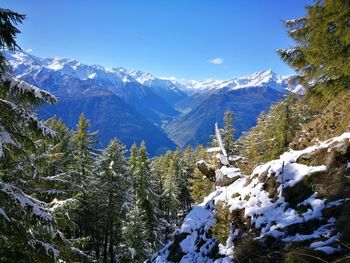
5 50 291 95
215 69 288 92
129 70 156 84
46 57 76 70
236 69 275 81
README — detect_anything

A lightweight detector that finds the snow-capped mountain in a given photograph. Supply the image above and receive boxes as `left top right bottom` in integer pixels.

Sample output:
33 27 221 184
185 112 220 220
5 51 180 155
5 50 294 151
6 50 292 99
164 69 290 94
6 51 180 126
166 85 284 147
164 73 292 148
214 69 289 92
130 70 187 105
164 72 300 148
6 51 135 83
186 78 225 92
7 51 137 88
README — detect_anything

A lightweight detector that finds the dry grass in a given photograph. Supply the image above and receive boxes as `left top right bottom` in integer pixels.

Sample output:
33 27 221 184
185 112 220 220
291 89 350 150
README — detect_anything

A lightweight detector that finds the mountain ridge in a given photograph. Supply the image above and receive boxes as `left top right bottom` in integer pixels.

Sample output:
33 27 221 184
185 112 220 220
6 51 291 95
5 50 294 153
166 86 285 147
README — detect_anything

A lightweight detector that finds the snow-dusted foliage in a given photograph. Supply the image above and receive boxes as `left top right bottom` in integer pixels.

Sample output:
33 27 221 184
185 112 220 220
0 182 61 260
153 133 350 262
0 75 56 158
0 182 53 221
3 73 57 104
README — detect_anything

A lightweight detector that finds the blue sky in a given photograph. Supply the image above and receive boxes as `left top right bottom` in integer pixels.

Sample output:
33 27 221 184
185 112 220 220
3 0 312 80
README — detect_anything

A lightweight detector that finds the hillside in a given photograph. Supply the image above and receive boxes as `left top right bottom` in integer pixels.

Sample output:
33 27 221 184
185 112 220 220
40 94 176 156
152 82 350 262
290 89 350 150
152 2 350 255
166 86 284 147
153 131 350 262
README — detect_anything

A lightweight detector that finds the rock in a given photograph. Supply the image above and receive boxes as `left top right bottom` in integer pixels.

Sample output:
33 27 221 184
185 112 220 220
196 160 216 182
215 169 240 187
166 232 188 262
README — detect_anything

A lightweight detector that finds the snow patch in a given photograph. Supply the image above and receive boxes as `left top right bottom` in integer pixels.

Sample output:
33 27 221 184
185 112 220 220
155 132 350 261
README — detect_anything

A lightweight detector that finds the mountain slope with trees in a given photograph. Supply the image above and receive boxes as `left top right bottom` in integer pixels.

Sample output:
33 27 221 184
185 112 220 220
6 51 291 153
41 94 176 156
153 0 350 262
166 85 284 147
2 0 350 262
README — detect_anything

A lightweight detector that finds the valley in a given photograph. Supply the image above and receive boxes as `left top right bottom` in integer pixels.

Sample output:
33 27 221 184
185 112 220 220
6 51 292 155
1 1 350 262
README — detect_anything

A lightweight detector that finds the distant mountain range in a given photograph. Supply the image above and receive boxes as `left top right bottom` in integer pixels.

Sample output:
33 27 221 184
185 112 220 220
5 51 294 155
165 70 289 146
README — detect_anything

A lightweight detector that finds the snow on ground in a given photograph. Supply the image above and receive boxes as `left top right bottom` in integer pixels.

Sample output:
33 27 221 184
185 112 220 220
153 132 350 262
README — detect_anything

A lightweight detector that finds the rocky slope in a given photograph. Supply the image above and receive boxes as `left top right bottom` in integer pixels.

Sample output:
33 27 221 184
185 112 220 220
153 132 350 262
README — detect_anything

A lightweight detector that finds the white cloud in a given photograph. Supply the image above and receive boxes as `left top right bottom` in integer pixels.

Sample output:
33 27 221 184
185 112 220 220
209 57 224 65
26 49 33 52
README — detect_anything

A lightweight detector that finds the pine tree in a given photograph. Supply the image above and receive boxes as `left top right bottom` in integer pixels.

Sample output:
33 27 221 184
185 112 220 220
241 112 269 172
123 143 152 262
0 181 74 262
128 142 137 189
72 113 97 187
28 118 80 240
122 201 150 263
94 138 130 263
211 201 232 245
177 146 194 214
162 155 180 221
70 113 98 255
30 118 75 202
0 9 25 73
150 154 166 217
241 94 307 173
0 9 78 262
150 147 195 242
274 94 297 149
277 0 350 98
0 67 57 183
134 141 158 249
